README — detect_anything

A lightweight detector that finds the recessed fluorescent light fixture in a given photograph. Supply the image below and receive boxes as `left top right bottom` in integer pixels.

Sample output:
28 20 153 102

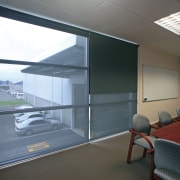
154 11 180 35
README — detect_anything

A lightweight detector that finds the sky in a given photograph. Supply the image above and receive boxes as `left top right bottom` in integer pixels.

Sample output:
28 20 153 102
0 17 74 82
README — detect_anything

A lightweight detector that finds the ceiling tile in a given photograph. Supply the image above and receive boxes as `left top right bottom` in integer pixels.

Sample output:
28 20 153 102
35 0 105 15
109 0 180 21
83 1 148 32
5 0 81 23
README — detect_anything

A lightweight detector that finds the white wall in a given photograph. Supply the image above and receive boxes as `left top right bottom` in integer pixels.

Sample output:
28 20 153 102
23 74 72 105
138 46 180 123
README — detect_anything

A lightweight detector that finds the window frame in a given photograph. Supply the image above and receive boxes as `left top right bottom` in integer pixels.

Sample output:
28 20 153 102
0 6 90 167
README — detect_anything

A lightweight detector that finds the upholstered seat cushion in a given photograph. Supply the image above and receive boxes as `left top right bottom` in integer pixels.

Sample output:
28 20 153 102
134 136 155 149
154 168 180 180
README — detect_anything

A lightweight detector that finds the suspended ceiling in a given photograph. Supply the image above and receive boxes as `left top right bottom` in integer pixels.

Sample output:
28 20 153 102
0 0 180 58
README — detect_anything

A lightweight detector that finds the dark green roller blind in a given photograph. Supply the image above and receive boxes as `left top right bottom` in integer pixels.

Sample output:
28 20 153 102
89 33 138 94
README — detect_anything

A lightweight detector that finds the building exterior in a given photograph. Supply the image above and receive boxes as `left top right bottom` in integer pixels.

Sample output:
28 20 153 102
21 36 87 133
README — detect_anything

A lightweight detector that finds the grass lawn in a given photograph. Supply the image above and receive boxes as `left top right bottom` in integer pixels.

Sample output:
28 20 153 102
0 100 26 107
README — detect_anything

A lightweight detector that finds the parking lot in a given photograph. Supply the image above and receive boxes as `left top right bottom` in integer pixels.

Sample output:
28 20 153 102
0 91 84 165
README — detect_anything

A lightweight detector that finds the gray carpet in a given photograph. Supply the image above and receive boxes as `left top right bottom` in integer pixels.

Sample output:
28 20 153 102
0 132 151 180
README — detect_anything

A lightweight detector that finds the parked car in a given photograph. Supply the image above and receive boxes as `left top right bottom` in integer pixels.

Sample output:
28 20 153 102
14 104 33 118
15 111 53 126
15 111 44 125
15 104 33 110
10 91 17 96
16 92 24 99
15 117 61 135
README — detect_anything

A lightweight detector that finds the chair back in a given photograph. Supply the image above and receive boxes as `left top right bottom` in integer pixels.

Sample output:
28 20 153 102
176 107 180 118
154 139 180 175
133 114 150 134
158 111 172 125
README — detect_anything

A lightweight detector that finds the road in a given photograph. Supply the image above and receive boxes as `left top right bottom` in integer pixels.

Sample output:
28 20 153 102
0 91 16 101
0 114 83 165
0 92 84 166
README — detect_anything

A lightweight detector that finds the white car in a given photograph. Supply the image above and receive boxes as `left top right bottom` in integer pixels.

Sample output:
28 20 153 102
16 93 24 99
15 117 61 136
15 112 44 126
14 104 33 118
10 91 17 96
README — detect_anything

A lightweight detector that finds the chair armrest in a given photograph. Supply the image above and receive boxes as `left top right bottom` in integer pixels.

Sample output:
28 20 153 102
151 123 160 129
150 121 166 129
130 129 154 152
172 117 180 122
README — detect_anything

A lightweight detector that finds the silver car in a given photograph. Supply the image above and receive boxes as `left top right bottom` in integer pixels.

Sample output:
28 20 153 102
14 104 33 118
15 112 44 126
15 117 61 136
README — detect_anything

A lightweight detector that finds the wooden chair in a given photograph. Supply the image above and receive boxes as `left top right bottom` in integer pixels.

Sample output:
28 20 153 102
126 114 155 180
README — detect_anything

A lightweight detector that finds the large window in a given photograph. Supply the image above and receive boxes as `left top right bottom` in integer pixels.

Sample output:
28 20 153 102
0 7 138 168
0 16 89 166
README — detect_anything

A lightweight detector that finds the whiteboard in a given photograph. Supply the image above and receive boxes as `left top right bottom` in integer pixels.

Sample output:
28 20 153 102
142 65 179 101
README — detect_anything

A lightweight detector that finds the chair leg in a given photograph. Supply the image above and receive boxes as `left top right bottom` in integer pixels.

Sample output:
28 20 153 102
149 153 154 180
127 134 134 164
143 148 147 158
